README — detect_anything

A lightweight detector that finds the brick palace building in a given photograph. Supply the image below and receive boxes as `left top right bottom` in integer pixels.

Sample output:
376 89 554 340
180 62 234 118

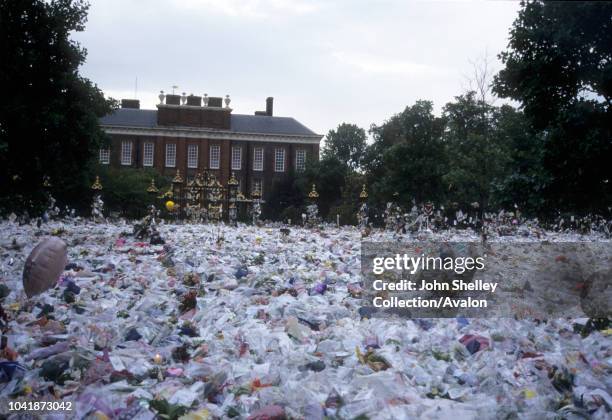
98 92 322 200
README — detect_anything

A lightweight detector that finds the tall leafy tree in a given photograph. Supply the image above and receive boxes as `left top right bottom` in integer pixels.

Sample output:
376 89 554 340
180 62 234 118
265 155 349 221
442 92 512 209
328 171 367 225
322 123 367 171
263 170 304 221
365 100 447 205
0 0 115 213
490 105 548 213
300 155 348 218
493 0 612 213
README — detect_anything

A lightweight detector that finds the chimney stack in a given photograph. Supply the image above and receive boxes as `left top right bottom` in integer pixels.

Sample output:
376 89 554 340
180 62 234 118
121 99 140 109
186 94 202 106
266 97 273 116
165 94 181 105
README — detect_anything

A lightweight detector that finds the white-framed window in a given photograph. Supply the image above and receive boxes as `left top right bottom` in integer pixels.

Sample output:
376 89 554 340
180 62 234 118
187 144 199 168
165 143 176 168
231 146 242 170
295 149 306 172
253 147 263 171
99 149 110 165
121 141 132 166
252 179 263 195
274 148 285 172
209 145 220 169
143 143 154 167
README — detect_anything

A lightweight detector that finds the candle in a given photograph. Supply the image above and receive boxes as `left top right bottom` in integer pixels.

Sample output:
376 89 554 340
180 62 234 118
153 353 163 364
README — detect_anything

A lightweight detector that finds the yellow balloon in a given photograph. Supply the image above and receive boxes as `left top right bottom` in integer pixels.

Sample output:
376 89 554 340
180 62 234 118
165 200 175 211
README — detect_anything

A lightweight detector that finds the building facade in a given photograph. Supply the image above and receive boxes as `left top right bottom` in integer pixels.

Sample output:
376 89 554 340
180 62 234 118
99 93 322 199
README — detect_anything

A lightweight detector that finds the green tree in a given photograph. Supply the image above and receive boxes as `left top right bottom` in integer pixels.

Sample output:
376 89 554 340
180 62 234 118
264 155 348 222
365 101 447 205
95 166 170 219
322 123 367 171
328 171 366 225
493 0 612 213
490 105 548 213
299 155 348 219
263 170 305 222
0 0 115 214
442 92 512 209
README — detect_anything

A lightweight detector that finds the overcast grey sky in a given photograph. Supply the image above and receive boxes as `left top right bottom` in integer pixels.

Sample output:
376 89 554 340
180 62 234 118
74 0 520 137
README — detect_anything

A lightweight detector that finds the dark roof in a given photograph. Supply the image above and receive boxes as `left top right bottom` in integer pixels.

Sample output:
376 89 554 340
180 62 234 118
99 108 319 137
100 108 157 127
231 114 317 136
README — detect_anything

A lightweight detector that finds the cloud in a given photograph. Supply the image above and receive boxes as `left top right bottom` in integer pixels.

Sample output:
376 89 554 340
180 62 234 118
330 50 445 76
170 0 323 19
